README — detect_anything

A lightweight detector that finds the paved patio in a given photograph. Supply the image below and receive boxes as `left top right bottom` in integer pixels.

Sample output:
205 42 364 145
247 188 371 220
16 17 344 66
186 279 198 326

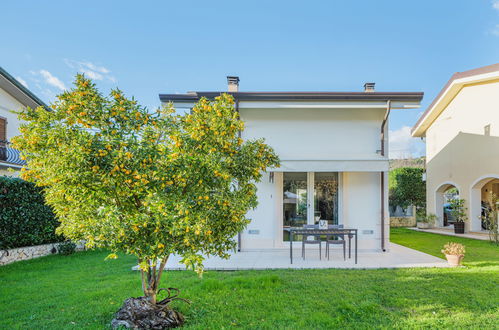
409 227 490 241
137 243 448 271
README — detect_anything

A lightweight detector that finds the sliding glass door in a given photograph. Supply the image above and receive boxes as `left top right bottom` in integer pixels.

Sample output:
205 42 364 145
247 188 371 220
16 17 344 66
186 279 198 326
283 172 339 241
314 172 339 226
283 172 308 241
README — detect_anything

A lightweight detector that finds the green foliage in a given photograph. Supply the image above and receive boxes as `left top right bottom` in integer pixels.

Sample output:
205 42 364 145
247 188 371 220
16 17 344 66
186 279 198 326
58 240 77 255
13 74 280 302
0 176 61 249
389 167 426 210
449 198 467 223
418 213 438 224
480 193 499 244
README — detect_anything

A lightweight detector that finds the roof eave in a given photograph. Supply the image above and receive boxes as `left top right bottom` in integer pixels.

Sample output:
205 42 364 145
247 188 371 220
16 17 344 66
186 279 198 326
412 63 499 137
0 66 47 109
159 92 424 104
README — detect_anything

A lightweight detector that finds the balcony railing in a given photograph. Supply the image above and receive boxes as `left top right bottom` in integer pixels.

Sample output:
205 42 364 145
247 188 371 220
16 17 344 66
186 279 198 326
0 140 26 166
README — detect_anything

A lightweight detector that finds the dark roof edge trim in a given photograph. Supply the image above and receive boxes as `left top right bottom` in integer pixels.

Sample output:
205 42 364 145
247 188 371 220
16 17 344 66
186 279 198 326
160 91 424 103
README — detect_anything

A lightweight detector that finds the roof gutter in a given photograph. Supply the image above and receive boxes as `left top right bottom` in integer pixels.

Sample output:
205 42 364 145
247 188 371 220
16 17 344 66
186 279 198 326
160 92 423 103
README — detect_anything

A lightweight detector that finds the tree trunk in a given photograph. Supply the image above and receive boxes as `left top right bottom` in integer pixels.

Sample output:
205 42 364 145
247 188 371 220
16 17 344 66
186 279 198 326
112 255 185 328
144 288 157 305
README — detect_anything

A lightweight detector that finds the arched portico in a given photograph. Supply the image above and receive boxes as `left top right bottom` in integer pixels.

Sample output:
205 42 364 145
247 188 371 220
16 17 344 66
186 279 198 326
470 175 499 232
434 182 460 228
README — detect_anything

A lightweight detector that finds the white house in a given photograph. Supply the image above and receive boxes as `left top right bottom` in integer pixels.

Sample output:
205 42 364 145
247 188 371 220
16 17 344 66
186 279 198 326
412 63 499 232
160 77 423 251
0 66 46 176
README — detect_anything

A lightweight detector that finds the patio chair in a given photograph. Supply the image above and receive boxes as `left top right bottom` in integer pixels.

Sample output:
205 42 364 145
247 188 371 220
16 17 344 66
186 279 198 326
302 224 321 260
325 224 346 261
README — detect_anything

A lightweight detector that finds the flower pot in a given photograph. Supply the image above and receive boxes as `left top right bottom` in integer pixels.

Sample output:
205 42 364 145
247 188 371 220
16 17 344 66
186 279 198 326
445 254 464 267
417 222 431 229
454 222 465 234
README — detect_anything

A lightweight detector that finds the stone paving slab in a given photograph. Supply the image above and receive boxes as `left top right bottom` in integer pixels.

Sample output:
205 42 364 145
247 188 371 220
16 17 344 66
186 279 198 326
408 227 490 241
133 243 449 271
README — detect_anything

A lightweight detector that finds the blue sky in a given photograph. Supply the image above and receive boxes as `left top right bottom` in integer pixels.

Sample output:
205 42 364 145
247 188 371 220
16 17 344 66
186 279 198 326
2 1 499 158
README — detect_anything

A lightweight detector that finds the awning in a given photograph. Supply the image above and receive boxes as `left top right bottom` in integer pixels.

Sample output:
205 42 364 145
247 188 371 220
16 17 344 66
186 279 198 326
271 159 389 172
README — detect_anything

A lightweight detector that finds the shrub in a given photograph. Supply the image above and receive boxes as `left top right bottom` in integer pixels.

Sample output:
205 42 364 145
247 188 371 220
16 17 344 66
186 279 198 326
58 241 76 255
0 176 62 249
441 242 465 256
419 213 438 224
449 198 467 223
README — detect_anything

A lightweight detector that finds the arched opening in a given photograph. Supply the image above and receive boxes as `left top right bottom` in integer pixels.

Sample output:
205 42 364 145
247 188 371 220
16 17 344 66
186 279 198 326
435 183 460 228
470 175 499 232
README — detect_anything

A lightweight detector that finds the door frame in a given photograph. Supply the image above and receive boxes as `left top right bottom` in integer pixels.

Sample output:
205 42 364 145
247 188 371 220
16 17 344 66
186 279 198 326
275 171 343 247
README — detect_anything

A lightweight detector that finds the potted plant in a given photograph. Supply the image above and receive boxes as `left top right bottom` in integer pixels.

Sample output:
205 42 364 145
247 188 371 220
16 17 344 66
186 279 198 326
449 198 467 234
441 242 465 266
416 213 437 229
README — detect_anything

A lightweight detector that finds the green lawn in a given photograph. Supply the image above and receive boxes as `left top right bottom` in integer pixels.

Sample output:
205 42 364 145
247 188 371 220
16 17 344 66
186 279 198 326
0 229 498 329
391 228 499 267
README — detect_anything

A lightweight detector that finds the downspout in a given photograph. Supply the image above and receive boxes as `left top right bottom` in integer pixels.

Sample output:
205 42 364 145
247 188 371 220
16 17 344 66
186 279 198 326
235 98 242 252
380 100 391 157
379 100 391 252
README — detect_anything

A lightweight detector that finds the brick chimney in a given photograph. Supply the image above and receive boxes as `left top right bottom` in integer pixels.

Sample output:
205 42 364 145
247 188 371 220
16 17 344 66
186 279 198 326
364 82 375 92
227 76 240 92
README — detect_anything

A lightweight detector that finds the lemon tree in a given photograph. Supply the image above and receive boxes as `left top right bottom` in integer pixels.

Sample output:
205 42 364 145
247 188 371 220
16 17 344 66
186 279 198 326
13 75 279 305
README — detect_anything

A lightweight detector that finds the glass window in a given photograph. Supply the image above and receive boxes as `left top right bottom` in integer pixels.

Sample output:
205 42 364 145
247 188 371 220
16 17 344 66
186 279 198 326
314 172 339 225
283 172 307 241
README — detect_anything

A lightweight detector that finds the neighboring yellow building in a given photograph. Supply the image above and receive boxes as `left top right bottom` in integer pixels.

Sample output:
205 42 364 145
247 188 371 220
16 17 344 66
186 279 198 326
0 66 46 176
412 63 499 232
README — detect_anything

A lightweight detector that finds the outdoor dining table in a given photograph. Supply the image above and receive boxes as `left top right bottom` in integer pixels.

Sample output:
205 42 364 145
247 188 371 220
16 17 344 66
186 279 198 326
284 227 358 264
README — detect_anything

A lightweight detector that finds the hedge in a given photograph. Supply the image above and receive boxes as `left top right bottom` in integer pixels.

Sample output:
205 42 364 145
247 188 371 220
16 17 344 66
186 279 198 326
0 176 62 249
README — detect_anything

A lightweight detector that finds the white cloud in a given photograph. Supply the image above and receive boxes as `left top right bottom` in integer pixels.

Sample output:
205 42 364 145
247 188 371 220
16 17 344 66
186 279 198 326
389 126 425 159
39 70 67 91
64 59 116 83
493 0 499 11
16 76 29 88
492 24 499 36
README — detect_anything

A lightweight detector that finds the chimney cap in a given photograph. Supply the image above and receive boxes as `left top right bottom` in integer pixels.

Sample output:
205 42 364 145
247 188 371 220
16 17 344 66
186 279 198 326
227 76 240 84
364 82 375 92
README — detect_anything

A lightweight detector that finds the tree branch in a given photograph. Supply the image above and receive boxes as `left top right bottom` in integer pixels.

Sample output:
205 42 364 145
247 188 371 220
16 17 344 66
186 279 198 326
139 258 146 294
155 255 169 292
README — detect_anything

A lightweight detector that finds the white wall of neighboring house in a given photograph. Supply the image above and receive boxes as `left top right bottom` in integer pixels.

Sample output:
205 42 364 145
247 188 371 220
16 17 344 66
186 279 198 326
414 65 499 232
425 81 499 161
0 87 24 139
0 87 25 176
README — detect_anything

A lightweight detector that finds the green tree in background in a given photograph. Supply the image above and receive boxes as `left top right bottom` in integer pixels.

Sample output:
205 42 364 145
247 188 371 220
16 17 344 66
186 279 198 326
389 167 426 216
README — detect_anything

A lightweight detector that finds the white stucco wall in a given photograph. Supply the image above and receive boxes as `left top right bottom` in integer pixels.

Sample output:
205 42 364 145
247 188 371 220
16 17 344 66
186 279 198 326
242 172 280 249
0 87 25 139
425 81 499 231
342 172 388 251
237 107 388 251
426 81 499 161
240 107 386 160
241 171 387 251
